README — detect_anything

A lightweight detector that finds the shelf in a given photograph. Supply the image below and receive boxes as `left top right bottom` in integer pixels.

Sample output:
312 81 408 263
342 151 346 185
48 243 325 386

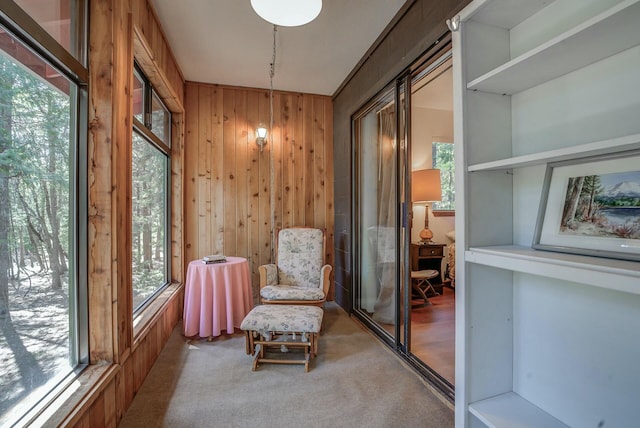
469 392 568 428
456 0 640 425
463 0 550 29
466 246 640 295
467 133 640 171
466 0 640 95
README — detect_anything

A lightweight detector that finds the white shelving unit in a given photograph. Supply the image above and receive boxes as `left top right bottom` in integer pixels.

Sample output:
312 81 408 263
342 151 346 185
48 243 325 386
452 0 640 427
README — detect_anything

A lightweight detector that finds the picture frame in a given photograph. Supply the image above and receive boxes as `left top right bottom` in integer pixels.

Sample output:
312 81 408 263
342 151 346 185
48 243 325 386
533 150 640 262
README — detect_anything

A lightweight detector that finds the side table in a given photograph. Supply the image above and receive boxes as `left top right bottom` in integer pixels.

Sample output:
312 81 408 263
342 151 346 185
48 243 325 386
183 257 253 338
410 242 446 295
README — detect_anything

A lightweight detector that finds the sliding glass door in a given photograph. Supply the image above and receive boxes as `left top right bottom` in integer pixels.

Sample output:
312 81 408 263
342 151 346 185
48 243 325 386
352 40 455 398
353 76 411 348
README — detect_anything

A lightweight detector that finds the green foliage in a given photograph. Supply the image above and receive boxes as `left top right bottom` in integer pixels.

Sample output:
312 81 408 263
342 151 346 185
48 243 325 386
131 123 169 310
0 50 71 283
432 142 455 211
596 195 640 207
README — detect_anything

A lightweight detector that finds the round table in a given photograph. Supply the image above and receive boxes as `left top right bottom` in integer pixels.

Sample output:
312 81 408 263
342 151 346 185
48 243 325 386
183 257 254 338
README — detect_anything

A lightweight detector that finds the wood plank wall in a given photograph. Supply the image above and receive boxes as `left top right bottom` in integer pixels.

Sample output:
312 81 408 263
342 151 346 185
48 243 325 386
41 0 186 426
184 83 335 301
132 0 184 110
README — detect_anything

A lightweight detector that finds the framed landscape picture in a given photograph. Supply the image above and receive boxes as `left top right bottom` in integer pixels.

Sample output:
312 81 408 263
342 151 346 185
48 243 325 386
533 150 640 261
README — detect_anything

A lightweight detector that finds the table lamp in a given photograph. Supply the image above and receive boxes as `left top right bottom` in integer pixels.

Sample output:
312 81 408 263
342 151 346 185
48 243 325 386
412 169 442 243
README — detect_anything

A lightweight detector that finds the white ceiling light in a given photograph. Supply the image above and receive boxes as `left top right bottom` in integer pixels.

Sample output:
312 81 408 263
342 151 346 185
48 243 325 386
250 0 322 27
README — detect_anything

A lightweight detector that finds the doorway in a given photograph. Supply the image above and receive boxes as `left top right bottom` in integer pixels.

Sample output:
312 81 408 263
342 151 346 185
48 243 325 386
409 54 455 388
351 42 455 397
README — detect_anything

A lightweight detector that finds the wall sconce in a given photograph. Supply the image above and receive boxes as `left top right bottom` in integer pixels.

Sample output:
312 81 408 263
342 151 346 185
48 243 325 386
256 125 268 151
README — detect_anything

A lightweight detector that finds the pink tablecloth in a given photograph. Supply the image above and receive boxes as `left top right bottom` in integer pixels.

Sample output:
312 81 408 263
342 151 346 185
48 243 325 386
183 257 253 337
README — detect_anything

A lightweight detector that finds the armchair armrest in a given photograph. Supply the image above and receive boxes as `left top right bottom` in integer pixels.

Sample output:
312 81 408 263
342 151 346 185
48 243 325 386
320 264 332 297
258 264 278 289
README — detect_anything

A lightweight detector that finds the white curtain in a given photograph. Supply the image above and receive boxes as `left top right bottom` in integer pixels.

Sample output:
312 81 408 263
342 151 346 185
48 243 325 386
371 105 397 324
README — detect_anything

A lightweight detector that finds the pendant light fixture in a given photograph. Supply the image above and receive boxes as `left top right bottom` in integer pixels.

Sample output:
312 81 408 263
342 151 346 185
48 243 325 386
255 25 278 152
250 0 322 27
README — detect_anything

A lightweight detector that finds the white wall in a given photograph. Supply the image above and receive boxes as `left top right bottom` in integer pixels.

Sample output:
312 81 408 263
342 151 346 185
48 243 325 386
411 106 455 252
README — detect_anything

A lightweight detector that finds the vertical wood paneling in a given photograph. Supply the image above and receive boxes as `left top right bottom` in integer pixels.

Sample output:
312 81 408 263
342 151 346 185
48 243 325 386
87 0 113 363
246 91 261 291
132 0 184 109
272 93 283 232
75 414 91 428
103 381 116 428
258 91 272 267
88 392 105 427
293 94 305 226
281 93 294 228
170 113 185 283
198 85 212 257
211 85 224 254
303 95 314 225
184 84 199 265
64 0 186 425
113 0 134 364
223 89 237 255
313 96 326 228
235 92 249 257
184 83 334 300
323 99 335 300
89 0 136 365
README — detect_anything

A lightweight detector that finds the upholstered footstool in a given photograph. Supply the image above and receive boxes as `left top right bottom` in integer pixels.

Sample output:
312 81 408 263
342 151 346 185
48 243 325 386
240 305 323 372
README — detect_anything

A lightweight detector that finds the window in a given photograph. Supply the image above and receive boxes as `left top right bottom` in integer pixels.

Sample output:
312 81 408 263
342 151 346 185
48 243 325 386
132 64 170 313
13 0 86 63
0 2 87 425
432 141 454 211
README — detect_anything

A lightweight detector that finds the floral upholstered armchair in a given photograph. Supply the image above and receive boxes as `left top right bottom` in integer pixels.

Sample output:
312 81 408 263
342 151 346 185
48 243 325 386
258 227 332 306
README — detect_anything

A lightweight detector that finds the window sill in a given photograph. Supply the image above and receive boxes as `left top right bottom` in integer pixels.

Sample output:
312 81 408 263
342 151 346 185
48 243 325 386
133 282 183 346
24 364 119 428
13 283 183 427
433 210 455 217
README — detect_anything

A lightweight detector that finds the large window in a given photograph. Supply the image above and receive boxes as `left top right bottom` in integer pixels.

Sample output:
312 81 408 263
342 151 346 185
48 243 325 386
132 65 170 312
0 2 87 425
12 0 86 64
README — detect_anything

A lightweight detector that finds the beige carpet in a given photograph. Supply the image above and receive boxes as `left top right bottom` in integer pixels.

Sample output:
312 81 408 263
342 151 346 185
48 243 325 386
119 303 454 428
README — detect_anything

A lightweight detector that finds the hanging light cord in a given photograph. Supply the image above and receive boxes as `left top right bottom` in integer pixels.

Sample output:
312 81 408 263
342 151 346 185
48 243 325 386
269 24 277 262
269 25 277 134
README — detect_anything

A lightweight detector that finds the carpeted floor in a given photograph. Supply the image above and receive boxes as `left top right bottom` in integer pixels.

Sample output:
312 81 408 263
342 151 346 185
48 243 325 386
119 303 454 428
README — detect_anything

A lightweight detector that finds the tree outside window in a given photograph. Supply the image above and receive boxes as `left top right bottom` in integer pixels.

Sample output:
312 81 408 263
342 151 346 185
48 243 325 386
131 65 170 313
432 141 454 211
0 29 81 426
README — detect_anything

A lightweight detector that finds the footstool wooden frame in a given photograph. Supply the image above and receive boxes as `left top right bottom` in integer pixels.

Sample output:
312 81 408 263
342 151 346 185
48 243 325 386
240 305 323 372
411 269 439 308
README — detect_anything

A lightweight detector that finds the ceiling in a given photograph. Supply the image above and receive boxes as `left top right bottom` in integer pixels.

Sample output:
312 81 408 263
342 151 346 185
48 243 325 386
150 0 407 96
412 59 453 111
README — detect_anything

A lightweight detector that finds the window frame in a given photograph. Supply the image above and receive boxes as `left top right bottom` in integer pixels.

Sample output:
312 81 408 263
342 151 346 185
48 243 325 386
131 63 171 315
0 1 88 425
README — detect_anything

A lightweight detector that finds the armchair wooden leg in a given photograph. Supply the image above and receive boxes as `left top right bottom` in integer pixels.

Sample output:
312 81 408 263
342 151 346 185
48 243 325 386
244 331 252 355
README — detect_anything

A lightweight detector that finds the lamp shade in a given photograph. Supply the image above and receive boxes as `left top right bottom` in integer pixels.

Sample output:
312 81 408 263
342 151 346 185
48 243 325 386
412 169 442 202
256 126 268 139
251 0 322 27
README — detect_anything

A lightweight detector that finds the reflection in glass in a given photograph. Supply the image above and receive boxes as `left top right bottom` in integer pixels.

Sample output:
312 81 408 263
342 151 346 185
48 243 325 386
0 28 76 425
131 132 167 310
14 0 85 63
133 68 144 122
151 90 170 146
354 90 397 330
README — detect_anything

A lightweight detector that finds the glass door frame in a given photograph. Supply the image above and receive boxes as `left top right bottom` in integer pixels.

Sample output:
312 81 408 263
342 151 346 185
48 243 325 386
351 80 402 349
398 71 412 353
351 34 455 400
403 45 455 400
